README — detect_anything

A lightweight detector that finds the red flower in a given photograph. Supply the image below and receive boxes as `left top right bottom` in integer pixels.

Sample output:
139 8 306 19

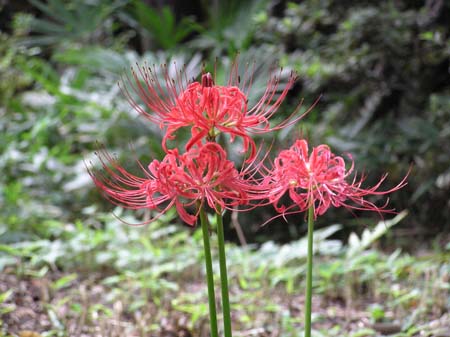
264 139 408 219
122 62 313 160
88 142 262 226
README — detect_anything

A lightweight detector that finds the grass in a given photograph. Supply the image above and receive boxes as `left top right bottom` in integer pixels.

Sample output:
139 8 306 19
0 210 448 337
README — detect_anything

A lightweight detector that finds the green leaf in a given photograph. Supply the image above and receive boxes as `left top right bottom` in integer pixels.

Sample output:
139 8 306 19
51 273 78 290
350 328 376 337
347 210 408 258
0 289 13 303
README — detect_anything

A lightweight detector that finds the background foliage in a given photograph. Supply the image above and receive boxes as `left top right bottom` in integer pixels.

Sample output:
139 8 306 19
2 0 449 243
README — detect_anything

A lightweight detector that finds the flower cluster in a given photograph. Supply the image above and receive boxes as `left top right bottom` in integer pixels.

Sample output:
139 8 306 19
90 60 408 225
263 139 408 219
89 143 264 225
89 61 303 225
122 64 309 160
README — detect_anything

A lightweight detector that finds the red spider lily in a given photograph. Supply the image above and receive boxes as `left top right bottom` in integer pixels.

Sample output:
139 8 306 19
264 139 409 219
88 142 264 226
121 61 315 160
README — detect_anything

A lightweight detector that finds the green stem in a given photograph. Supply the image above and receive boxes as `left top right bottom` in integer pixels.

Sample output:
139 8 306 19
216 209 232 337
200 207 219 337
304 206 314 337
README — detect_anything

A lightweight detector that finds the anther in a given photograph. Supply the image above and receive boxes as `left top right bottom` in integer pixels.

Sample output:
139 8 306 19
201 73 214 87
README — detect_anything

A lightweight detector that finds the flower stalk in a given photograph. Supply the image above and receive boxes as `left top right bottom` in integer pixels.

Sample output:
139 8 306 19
216 209 233 337
199 206 219 337
304 205 314 337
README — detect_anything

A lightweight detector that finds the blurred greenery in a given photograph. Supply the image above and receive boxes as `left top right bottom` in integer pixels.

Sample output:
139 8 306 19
257 1 450 240
0 0 449 335
0 209 448 336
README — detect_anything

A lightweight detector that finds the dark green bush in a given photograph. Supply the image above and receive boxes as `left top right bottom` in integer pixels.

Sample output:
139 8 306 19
251 0 450 240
